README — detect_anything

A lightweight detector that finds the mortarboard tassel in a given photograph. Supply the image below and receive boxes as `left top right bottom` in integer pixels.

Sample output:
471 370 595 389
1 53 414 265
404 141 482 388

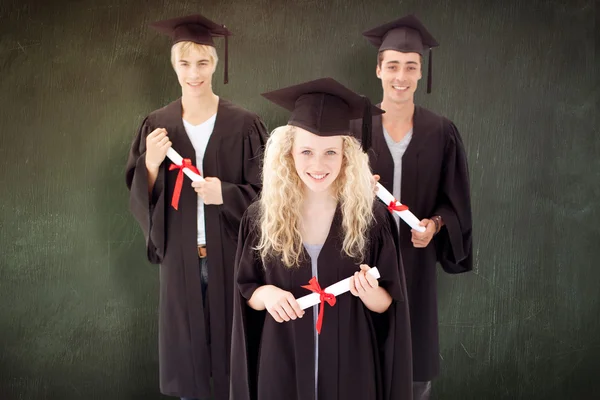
427 47 432 94
224 28 229 84
361 96 373 152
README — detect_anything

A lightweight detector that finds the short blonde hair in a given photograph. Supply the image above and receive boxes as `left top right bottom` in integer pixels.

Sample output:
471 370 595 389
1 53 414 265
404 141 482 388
170 41 218 67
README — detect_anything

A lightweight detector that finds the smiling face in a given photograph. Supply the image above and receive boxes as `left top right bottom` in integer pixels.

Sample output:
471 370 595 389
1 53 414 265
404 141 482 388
291 127 344 195
171 42 218 98
376 49 422 105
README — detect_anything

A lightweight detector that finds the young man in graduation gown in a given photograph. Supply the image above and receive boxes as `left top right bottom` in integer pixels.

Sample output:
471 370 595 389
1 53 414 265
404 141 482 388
352 14 473 399
125 14 268 400
230 78 413 400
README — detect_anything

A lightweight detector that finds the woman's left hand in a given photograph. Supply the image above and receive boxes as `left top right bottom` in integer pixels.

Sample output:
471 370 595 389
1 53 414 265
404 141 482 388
349 264 379 297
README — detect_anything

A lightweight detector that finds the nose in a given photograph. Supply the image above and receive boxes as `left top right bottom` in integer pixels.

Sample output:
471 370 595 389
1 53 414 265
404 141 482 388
394 68 406 83
313 154 327 170
189 65 201 79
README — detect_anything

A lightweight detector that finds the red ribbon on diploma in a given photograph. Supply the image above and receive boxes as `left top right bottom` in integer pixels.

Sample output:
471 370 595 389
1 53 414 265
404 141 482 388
169 159 201 210
302 277 336 334
388 200 409 214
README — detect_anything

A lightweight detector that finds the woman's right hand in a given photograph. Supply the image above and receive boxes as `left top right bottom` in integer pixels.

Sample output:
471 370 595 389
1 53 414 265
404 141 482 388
253 285 305 323
145 128 172 169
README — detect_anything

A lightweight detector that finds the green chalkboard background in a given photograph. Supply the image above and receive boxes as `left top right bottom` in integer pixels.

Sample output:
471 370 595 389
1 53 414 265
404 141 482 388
0 0 597 398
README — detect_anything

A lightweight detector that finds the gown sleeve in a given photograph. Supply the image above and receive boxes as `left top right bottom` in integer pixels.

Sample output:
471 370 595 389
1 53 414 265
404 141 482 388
220 117 268 234
125 116 167 264
369 202 413 400
433 121 473 274
229 207 266 400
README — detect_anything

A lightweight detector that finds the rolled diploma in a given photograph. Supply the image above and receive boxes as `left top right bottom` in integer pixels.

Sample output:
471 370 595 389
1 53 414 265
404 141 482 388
375 182 425 232
166 147 204 182
296 267 381 310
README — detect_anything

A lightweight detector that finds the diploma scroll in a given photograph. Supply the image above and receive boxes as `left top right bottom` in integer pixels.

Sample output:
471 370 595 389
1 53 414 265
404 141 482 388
166 147 204 182
375 183 426 232
296 267 381 310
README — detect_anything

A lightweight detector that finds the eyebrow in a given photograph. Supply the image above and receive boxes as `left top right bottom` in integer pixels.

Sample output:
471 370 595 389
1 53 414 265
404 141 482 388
385 60 419 65
178 58 211 63
299 146 340 151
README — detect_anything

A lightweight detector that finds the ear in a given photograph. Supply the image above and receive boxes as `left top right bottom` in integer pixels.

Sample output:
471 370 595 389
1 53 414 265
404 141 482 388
376 64 382 79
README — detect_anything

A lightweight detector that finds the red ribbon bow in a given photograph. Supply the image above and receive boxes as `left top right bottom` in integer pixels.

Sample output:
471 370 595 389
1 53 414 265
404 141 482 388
388 200 409 213
169 159 201 210
302 277 336 335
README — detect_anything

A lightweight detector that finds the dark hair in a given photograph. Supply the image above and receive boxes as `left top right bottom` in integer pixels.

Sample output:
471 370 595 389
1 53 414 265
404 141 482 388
377 50 423 67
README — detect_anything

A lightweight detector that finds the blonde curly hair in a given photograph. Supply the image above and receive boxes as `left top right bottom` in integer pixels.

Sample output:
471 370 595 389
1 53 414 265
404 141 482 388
257 125 375 267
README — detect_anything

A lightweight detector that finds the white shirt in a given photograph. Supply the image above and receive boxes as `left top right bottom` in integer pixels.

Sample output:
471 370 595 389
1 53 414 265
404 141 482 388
183 114 217 245
383 126 413 229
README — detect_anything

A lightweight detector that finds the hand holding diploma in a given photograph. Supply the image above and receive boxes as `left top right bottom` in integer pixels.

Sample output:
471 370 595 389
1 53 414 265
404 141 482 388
145 128 172 169
411 219 436 248
249 285 305 323
349 264 380 297
192 177 223 205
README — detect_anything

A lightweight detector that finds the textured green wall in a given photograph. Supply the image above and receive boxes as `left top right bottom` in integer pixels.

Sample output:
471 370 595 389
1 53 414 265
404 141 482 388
0 0 597 398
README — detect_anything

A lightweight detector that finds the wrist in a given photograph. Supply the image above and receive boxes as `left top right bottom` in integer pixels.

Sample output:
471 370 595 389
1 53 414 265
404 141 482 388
431 215 443 235
249 285 272 310
145 159 161 170
256 284 275 299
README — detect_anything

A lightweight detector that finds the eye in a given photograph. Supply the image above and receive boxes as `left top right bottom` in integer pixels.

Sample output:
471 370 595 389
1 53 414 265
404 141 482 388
326 150 337 156
301 150 312 155
387 66 396 71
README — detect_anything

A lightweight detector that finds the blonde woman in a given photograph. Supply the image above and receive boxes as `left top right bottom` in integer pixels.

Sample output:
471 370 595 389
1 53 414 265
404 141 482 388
125 14 267 400
230 78 413 400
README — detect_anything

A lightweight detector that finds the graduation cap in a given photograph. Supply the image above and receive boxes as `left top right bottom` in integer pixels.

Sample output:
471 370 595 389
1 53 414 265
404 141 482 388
363 14 439 93
150 14 232 84
261 78 384 151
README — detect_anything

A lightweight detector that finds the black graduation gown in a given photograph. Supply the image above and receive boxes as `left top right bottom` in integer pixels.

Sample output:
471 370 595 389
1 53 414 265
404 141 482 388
352 106 473 381
125 97 267 399
230 201 413 400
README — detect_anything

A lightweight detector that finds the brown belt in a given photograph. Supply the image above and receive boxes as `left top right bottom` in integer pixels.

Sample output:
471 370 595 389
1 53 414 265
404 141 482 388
198 245 207 259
